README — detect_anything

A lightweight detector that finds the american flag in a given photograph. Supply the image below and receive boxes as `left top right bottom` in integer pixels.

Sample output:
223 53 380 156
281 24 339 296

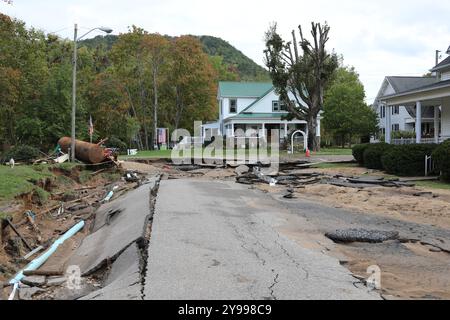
88 115 94 136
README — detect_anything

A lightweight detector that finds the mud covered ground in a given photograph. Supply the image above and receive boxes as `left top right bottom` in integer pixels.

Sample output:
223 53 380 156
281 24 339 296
2 159 450 300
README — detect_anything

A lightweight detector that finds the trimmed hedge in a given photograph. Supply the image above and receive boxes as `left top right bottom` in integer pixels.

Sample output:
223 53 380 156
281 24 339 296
352 144 370 165
381 144 438 176
363 143 393 170
432 140 450 181
0 145 40 163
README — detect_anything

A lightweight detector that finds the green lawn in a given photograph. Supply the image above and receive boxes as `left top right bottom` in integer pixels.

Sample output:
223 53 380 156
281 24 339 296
415 180 450 190
311 162 359 169
0 164 55 203
314 148 353 156
119 147 353 160
120 149 173 159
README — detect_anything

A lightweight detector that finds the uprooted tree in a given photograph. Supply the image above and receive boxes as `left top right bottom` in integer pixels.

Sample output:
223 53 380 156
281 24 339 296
264 22 338 151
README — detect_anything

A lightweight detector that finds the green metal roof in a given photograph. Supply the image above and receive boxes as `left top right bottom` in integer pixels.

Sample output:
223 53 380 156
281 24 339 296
218 81 273 98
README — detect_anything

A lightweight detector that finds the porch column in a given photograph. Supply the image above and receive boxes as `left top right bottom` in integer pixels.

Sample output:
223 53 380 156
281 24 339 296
385 105 391 144
261 123 266 137
316 117 321 137
434 106 440 143
416 101 422 144
284 122 288 138
231 123 235 137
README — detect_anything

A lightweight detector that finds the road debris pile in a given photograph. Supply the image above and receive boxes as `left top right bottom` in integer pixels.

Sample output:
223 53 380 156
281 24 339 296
235 165 416 189
325 229 400 244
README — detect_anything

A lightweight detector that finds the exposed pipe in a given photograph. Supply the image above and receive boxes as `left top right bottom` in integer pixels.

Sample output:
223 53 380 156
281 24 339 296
9 221 85 286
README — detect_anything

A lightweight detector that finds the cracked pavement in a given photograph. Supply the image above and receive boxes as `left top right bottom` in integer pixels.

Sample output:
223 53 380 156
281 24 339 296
143 179 379 300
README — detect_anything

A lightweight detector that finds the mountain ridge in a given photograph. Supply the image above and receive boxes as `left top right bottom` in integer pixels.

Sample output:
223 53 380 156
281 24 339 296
79 34 270 81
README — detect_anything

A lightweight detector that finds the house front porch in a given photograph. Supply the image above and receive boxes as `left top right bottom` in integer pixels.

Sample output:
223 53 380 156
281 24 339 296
381 80 450 144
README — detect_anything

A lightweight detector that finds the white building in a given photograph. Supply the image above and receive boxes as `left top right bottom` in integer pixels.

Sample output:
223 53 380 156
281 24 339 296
202 81 320 145
375 48 450 144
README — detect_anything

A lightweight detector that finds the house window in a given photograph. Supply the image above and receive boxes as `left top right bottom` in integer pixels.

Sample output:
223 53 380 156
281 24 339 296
229 99 237 113
392 106 399 115
272 101 280 112
392 124 400 132
380 106 386 118
273 100 291 112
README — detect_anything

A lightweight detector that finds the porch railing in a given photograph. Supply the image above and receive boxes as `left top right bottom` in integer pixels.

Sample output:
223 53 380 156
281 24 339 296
391 138 437 145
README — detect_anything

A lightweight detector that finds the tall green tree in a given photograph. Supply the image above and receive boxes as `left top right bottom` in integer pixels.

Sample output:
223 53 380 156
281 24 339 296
169 36 217 131
323 67 379 146
264 22 338 151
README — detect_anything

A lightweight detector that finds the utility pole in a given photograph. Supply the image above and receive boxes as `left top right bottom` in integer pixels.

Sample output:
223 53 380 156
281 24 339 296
70 24 112 162
436 50 441 66
71 23 78 162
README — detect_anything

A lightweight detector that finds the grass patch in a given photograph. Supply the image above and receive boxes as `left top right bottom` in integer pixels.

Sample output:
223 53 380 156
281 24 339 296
0 165 54 201
0 211 12 220
56 174 75 186
312 162 359 169
100 172 122 182
315 148 353 156
34 187 50 204
78 170 92 184
415 180 450 190
120 149 172 159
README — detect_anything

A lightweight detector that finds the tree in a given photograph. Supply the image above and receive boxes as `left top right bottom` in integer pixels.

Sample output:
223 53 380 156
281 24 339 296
209 55 240 81
169 36 217 131
264 22 338 151
322 67 379 146
140 34 170 148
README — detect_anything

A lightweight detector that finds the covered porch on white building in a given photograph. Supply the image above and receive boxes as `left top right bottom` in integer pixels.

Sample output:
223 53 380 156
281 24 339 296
381 81 450 144
224 119 309 141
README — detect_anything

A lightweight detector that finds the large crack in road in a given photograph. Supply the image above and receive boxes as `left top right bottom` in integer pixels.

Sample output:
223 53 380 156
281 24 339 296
142 178 379 300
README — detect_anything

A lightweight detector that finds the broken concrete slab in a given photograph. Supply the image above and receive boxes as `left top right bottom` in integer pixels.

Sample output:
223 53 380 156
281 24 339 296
234 165 249 176
79 243 141 300
18 287 46 300
326 229 399 244
21 276 46 287
68 178 157 275
46 276 66 287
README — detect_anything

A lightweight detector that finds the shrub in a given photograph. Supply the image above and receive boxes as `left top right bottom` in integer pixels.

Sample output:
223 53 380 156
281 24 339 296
392 130 416 139
363 143 393 170
352 144 370 165
107 137 127 154
0 145 40 163
382 144 438 176
432 140 450 181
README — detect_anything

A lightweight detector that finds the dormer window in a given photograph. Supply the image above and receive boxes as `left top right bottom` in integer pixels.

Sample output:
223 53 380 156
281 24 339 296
229 99 237 113
273 100 291 112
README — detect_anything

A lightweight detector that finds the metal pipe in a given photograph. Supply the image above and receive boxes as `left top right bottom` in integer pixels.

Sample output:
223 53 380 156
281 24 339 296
58 137 108 164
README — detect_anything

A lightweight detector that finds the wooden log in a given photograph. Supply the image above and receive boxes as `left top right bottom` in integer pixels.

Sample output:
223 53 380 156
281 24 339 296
23 270 64 277
25 212 42 243
6 218 33 251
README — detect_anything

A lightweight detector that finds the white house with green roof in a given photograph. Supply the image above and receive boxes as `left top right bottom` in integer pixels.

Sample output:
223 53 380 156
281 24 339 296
202 81 315 143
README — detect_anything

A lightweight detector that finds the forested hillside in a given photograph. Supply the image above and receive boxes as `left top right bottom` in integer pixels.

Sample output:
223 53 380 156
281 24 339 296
2 15 254 152
80 34 270 81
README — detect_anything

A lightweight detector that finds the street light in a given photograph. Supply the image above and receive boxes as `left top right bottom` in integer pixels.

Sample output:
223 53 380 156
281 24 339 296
71 24 113 162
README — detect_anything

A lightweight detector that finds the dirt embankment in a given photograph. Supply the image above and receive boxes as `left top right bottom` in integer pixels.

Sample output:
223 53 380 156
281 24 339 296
0 164 122 285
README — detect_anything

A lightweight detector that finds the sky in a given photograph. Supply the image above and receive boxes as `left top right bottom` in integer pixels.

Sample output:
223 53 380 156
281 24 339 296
2 0 450 103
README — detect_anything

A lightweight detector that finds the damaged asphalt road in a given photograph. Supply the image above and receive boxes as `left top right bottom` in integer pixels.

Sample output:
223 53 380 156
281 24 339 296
143 179 379 300
67 176 160 300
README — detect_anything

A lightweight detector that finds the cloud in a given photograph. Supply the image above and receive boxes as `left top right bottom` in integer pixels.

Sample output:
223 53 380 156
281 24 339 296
1 0 450 102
